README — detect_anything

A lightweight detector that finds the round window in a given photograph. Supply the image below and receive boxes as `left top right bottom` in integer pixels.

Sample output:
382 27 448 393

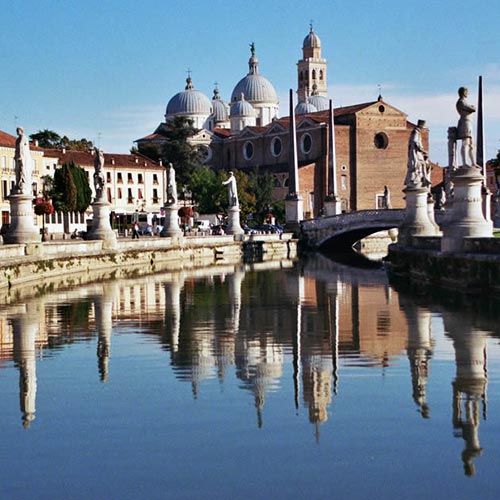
374 132 389 149
243 141 254 160
271 137 282 157
301 133 312 154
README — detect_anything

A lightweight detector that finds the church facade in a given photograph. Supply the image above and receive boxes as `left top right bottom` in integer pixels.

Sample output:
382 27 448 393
137 27 427 218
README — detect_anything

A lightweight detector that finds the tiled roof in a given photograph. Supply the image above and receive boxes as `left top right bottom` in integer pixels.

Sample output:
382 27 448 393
0 130 17 147
42 148 161 169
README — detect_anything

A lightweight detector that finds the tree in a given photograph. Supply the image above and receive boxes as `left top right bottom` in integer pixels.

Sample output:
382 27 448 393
52 161 91 213
489 150 500 190
159 116 207 193
29 129 94 151
249 167 276 223
69 162 92 212
130 143 161 162
187 167 225 214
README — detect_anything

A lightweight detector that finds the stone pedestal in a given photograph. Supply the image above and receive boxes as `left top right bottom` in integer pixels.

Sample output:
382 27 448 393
285 196 304 234
397 186 437 246
323 196 342 217
87 198 117 248
427 195 441 233
226 206 244 235
442 167 493 252
160 204 182 237
3 194 40 244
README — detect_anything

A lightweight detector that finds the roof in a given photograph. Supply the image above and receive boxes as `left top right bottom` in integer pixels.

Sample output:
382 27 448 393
42 148 161 169
0 130 16 147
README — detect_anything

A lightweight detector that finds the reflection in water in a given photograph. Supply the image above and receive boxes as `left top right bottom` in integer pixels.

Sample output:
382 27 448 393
445 313 488 477
1 255 500 482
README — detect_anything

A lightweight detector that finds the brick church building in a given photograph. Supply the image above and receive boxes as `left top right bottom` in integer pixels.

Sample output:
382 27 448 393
137 26 428 218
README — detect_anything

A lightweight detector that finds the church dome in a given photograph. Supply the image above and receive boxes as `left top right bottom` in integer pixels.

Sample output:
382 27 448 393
211 87 229 122
307 84 329 111
231 45 278 104
230 94 255 117
166 77 212 117
295 100 318 115
303 26 321 49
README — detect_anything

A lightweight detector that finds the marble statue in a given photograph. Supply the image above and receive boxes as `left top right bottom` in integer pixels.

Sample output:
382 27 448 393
383 185 392 209
456 87 477 167
166 163 178 204
93 148 105 200
14 127 32 195
405 120 431 188
222 171 239 207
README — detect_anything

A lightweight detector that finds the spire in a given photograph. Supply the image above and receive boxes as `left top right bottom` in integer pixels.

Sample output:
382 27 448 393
248 42 259 75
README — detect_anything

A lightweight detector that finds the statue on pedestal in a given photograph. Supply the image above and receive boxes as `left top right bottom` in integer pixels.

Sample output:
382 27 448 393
166 163 178 205
14 127 32 195
222 171 239 207
405 120 431 189
456 87 477 168
93 148 105 200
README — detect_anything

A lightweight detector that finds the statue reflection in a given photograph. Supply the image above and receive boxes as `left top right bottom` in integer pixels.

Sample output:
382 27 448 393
95 282 119 382
163 273 184 355
401 299 434 418
444 312 487 477
12 300 45 428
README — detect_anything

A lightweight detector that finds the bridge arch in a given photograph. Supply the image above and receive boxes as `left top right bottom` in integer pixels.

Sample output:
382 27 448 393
300 209 405 251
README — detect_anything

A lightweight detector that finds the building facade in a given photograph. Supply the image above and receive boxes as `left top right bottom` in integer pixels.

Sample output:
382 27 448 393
137 27 428 219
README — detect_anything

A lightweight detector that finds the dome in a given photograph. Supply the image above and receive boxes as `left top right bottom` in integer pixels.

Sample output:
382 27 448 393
230 94 255 117
211 87 229 122
295 100 318 115
166 77 212 117
231 45 278 104
307 94 329 111
303 25 321 49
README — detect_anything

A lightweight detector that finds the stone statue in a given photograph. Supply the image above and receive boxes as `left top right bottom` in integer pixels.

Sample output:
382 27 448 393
93 148 105 200
222 171 239 207
250 42 255 57
405 120 431 189
14 127 32 195
383 185 392 209
166 163 178 205
456 87 477 167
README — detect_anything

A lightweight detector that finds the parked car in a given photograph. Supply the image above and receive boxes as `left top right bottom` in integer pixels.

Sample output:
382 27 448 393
250 224 283 234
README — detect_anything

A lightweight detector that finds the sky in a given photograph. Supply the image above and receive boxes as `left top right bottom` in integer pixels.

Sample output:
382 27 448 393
1 0 499 166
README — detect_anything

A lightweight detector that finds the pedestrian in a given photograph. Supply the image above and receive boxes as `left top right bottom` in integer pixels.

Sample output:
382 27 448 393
132 222 140 239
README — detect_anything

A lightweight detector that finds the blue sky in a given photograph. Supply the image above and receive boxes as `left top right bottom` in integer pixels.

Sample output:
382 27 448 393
1 0 499 165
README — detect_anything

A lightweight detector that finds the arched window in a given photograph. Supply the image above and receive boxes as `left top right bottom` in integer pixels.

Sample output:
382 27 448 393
271 137 282 157
300 133 313 154
312 69 317 80
243 141 254 160
319 70 324 80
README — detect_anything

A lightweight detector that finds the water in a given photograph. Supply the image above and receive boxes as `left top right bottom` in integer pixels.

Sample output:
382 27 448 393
1 255 500 499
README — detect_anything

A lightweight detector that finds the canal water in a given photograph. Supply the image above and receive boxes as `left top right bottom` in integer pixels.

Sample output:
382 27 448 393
1 254 500 499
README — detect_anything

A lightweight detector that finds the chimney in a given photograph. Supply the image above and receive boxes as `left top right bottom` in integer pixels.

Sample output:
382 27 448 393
111 158 115 165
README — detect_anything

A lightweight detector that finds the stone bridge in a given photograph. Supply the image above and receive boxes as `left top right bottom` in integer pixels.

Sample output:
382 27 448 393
300 209 406 251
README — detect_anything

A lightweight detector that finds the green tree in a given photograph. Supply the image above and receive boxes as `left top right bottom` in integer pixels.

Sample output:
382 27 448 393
53 162 77 212
130 143 161 162
249 167 276 222
69 162 92 212
187 166 225 214
160 116 207 193
29 129 94 151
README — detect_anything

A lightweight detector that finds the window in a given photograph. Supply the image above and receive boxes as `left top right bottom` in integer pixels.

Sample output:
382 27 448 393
341 175 347 191
374 132 389 149
319 70 324 80
243 141 254 160
138 189 143 200
153 174 158 184
138 173 143 184
127 188 133 203
2 180 8 200
1 156 6 169
153 188 159 204
117 173 123 183
106 172 111 183
271 137 282 157
300 133 312 154
312 69 317 80
376 193 385 209
127 173 133 184
107 187 111 203
117 188 122 199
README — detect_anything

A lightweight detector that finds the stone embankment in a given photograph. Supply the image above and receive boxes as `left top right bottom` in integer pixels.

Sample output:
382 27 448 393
0 233 297 291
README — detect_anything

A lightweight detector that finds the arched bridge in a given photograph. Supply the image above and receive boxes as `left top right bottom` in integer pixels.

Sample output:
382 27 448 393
300 209 405 251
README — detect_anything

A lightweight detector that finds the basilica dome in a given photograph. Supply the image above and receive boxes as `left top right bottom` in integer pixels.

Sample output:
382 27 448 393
307 84 329 111
166 77 212 118
230 47 278 105
230 94 255 117
295 100 318 115
211 87 229 122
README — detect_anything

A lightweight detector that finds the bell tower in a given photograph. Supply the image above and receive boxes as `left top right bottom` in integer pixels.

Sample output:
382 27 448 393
297 25 328 103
